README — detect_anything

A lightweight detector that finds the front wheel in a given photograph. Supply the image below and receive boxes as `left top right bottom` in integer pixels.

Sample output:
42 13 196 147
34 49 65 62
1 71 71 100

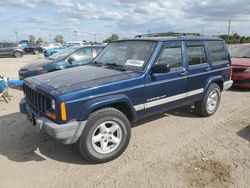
78 107 131 163
195 83 221 117
14 51 23 58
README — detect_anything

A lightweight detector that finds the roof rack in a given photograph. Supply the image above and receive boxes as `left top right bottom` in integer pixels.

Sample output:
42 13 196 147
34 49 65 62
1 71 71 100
135 32 200 38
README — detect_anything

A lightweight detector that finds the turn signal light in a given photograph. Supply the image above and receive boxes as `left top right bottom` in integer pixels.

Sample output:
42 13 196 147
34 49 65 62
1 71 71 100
61 102 67 121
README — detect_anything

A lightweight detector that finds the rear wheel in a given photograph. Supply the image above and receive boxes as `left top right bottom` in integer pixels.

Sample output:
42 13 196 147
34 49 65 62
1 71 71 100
78 107 131 163
14 51 22 58
195 83 221 117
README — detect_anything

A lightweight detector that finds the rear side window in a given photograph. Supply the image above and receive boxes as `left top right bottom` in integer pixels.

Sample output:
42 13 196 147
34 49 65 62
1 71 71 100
207 41 228 63
186 42 207 66
157 42 182 69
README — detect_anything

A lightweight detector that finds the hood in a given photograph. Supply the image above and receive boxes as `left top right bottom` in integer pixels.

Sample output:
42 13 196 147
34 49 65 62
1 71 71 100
231 58 250 67
30 65 142 93
20 58 63 70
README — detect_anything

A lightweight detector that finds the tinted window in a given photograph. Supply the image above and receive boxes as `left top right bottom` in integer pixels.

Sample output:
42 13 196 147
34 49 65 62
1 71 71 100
157 42 182 68
186 42 207 66
207 41 228 62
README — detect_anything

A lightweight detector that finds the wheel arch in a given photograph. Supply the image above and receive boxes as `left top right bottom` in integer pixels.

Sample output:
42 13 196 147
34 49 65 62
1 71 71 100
204 75 224 94
78 94 137 123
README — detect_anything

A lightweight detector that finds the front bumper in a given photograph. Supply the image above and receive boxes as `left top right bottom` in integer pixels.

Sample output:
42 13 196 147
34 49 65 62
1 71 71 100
19 98 86 144
232 73 250 88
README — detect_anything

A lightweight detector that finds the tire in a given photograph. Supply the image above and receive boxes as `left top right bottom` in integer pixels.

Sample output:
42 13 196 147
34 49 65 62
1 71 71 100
14 51 23 58
195 83 221 117
78 107 131 164
34 50 40 55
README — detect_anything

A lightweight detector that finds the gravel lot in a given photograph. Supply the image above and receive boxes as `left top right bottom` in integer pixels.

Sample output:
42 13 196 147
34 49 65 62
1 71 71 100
0 55 250 188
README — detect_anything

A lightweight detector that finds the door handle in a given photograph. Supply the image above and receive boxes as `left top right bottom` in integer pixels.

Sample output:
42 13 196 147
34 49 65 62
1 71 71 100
204 67 212 71
179 68 187 76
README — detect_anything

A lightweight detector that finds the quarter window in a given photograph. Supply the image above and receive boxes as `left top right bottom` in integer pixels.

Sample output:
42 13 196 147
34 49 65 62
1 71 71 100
157 42 182 68
186 42 207 66
207 41 228 62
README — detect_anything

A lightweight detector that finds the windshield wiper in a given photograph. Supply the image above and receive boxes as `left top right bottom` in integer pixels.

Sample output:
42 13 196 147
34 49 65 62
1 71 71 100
91 61 102 66
105 63 127 71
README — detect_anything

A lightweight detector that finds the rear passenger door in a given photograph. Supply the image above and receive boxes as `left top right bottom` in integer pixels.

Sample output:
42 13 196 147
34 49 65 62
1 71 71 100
185 41 210 102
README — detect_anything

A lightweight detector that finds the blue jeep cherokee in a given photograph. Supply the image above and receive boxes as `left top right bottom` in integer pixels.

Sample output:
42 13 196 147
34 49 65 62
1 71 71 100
19 37 233 163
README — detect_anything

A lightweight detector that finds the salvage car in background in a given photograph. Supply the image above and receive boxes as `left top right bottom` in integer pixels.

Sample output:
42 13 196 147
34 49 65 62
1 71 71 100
19 45 104 79
0 42 24 58
43 41 85 57
230 45 250 88
19 40 44 55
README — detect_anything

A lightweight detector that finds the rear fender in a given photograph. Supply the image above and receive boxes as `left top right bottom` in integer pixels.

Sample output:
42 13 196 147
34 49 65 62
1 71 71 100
203 75 224 96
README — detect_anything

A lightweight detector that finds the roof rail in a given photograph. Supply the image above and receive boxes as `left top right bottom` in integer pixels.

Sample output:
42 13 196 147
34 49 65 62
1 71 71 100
135 32 200 38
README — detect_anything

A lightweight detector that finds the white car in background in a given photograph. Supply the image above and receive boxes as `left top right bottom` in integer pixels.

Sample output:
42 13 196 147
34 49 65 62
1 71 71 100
42 43 62 50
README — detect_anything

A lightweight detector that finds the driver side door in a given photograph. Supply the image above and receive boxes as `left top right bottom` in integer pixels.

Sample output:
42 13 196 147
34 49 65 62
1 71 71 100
143 42 187 116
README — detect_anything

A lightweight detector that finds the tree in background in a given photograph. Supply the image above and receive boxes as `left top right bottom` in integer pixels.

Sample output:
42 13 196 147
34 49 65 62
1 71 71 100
36 37 44 44
218 33 250 44
103 34 119 43
29 35 36 43
54 34 64 44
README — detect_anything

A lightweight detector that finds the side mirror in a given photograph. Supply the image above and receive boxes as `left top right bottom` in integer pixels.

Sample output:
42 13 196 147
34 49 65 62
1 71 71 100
68 56 75 64
151 64 170 74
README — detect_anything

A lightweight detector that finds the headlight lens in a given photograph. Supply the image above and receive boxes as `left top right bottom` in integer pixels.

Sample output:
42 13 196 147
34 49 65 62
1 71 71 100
51 99 56 111
244 68 250 72
29 67 43 71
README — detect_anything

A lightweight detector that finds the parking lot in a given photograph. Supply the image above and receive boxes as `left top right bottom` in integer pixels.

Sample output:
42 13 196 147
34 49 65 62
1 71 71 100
0 55 250 188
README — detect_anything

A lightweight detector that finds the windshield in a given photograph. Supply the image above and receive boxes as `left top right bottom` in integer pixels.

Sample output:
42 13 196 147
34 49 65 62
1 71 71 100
49 46 80 60
230 46 250 58
94 41 157 71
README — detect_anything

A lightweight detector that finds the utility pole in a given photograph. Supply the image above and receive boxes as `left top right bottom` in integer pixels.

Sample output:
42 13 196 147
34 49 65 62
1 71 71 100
227 19 231 43
49 34 51 43
74 31 77 41
14 31 18 43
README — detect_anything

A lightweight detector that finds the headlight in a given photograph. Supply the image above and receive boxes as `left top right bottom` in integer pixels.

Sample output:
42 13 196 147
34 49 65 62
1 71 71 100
244 68 250 72
29 67 43 71
51 99 56 110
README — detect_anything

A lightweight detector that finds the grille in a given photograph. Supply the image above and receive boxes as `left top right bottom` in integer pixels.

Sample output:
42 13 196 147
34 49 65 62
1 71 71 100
23 84 51 113
233 68 246 73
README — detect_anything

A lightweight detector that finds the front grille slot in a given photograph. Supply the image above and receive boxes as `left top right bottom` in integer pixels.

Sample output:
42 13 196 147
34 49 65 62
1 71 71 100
24 84 51 113
233 68 246 73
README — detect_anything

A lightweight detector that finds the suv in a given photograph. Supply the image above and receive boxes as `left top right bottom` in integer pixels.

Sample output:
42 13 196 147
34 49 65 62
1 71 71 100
19 37 233 163
19 41 44 55
0 42 24 58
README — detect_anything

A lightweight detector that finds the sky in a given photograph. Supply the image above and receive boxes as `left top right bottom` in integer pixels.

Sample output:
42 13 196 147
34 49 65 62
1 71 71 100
0 0 250 42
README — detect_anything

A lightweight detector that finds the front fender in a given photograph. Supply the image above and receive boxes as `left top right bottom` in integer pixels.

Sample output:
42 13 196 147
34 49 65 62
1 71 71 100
78 94 137 122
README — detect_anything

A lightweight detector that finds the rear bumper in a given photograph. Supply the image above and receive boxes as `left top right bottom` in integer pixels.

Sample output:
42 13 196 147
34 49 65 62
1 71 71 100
19 98 86 144
223 80 233 90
